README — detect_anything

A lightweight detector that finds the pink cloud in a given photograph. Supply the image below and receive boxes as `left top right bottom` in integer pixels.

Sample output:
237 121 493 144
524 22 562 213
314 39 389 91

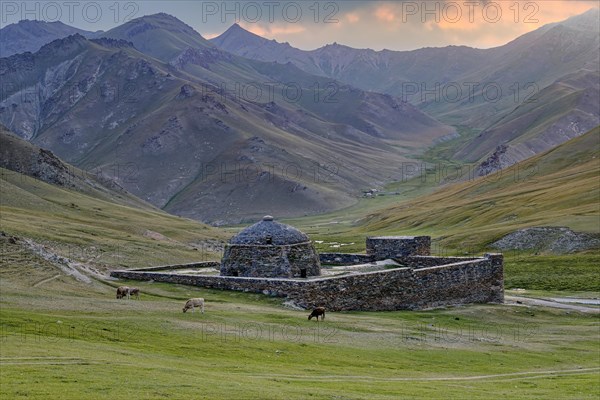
239 22 305 38
346 12 360 24
374 5 396 22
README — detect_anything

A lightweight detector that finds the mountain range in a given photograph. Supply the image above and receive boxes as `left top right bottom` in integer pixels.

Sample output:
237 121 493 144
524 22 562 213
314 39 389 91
212 9 600 169
0 10 598 224
0 19 99 57
0 14 453 224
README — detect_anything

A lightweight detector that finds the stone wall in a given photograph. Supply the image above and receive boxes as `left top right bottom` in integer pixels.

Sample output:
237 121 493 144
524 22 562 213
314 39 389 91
394 256 480 268
111 254 503 311
318 254 481 268
366 236 431 259
127 262 220 272
220 241 321 278
319 253 375 265
320 237 434 265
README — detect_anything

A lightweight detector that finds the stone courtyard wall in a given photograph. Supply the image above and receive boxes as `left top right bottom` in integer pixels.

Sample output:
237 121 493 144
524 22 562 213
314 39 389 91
366 236 431 259
319 253 375 265
394 256 481 268
127 262 220 272
111 254 503 311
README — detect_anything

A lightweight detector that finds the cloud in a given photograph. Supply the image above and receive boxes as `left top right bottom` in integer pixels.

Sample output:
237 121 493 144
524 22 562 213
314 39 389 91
239 22 306 38
346 12 360 24
365 1 599 48
202 32 220 40
204 1 599 51
374 5 396 22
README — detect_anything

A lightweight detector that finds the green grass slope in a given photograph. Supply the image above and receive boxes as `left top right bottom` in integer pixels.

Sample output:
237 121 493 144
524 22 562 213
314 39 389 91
0 125 152 211
359 127 600 248
0 164 225 268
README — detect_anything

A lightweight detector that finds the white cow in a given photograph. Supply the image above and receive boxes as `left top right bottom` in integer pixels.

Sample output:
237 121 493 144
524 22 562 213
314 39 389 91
182 298 205 313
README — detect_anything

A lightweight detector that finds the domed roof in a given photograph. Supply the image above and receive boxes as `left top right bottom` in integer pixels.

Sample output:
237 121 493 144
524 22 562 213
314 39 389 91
229 216 310 245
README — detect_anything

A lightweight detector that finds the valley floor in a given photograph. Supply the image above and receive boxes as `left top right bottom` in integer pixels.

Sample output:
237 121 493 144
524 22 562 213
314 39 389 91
1 239 599 399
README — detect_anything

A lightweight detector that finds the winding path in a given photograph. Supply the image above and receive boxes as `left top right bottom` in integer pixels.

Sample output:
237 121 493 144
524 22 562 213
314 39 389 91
505 295 600 313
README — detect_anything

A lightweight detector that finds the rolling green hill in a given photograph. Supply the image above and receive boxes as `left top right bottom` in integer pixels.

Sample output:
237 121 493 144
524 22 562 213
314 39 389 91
357 127 600 248
0 124 152 210
0 124 226 268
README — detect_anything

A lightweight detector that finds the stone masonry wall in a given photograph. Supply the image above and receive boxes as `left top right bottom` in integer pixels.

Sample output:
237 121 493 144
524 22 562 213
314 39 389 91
366 236 431 259
111 254 503 311
394 256 480 268
319 254 480 267
220 242 321 278
319 253 375 265
127 262 220 272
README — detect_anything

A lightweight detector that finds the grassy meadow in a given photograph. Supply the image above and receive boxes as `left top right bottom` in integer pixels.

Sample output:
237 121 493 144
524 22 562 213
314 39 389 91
1 236 599 400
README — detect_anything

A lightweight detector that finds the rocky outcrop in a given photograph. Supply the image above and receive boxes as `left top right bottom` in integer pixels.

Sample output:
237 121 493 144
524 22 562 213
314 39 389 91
90 38 134 49
0 134 73 188
169 47 230 70
477 145 510 176
176 84 195 99
492 227 600 254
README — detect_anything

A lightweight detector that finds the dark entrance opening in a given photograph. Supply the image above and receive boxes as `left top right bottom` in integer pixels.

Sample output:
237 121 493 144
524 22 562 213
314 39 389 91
300 268 307 278
232 271 238 277
265 235 273 245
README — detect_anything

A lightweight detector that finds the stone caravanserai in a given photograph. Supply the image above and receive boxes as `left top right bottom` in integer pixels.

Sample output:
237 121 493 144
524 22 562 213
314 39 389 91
112 216 504 311
220 216 321 278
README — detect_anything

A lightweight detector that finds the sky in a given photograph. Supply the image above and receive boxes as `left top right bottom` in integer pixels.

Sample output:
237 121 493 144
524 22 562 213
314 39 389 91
1 1 598 50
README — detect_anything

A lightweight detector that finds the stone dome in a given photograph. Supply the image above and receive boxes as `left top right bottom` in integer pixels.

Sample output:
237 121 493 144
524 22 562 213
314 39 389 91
229 215 310 246
220 216 321 278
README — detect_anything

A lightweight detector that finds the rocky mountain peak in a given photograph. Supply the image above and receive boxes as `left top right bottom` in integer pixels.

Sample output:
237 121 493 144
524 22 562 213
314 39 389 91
117 12 203 38
90 37 135 49
212 23 270 48
0 20 94 57
32 33 89 58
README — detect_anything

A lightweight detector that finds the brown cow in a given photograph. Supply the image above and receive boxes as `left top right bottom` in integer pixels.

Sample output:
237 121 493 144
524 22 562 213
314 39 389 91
116 286 130 299
308 307 325 321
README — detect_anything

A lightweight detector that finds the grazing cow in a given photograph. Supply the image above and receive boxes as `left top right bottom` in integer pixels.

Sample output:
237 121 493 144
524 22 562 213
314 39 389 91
128 287 140 300
183 298 205 313
116 286 130 299
308 307 325 321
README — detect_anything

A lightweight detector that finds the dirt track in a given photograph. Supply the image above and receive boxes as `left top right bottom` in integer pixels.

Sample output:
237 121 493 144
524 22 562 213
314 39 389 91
505 295 600 313
244 367 600 382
